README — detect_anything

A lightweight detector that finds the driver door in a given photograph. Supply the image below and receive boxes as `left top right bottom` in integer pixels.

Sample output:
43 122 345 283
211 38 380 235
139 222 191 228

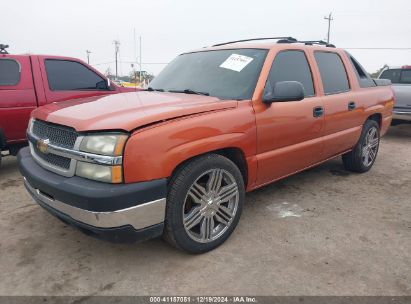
253 49 325 186
37 56 118 105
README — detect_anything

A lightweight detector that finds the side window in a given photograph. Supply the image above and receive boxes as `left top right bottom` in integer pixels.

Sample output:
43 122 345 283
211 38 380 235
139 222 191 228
0 59 20 86
264 50 315 97
347 54 376 88
400 70 411 84
314 52 350 95
379 69 401 84
45 59 108 91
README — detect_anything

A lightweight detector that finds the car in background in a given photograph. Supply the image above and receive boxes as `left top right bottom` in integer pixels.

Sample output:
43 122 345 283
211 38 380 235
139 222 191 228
379 66 411 124
113 79 126 87
0 47 136 165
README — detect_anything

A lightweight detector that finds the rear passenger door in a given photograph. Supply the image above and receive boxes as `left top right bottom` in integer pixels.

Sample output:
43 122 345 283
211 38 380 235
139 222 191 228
254 50 325 186
314 51 362 158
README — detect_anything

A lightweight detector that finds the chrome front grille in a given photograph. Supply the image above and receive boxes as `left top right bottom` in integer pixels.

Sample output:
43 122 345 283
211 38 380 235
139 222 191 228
32 120 78 149
28 119 123 178
30 120 79 173
33 145 72 169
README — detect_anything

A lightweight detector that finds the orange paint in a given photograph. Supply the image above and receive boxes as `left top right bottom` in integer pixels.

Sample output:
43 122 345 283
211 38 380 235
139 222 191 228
32 43 394 190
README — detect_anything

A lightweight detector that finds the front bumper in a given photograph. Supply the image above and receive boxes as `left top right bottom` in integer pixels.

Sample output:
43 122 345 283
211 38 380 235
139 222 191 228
18 147 167 243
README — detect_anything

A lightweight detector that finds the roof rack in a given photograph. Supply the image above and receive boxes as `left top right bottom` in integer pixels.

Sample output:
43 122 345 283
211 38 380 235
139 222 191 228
298 40 336 48
210 37 336 48
212 37 298 47
0 44 9 54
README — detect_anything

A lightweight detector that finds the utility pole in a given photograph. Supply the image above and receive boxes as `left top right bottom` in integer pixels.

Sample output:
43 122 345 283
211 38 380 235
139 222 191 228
86 50 91 64
113 40 120 80
139 36 142 86
324 12 333 44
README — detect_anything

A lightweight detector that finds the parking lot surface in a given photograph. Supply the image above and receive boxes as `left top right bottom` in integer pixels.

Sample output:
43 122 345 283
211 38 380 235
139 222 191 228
0 125 410 296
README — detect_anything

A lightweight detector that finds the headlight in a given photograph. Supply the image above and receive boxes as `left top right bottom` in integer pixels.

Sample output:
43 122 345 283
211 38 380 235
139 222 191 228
76 162 123 183
80 134 128 156
77 133 128 183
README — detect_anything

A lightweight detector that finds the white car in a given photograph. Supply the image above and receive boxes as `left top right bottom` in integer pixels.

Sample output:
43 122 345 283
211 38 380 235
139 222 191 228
379 66 411 124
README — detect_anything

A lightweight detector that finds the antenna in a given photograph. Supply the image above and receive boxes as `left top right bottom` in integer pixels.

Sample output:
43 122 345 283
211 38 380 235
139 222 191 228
0 44 9 54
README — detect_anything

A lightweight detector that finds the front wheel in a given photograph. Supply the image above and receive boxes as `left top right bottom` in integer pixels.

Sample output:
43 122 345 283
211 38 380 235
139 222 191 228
342 120 380 173
164 154 245 254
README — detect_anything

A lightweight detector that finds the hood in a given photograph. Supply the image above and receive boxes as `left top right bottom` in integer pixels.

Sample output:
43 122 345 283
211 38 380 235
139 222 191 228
32 91 237 132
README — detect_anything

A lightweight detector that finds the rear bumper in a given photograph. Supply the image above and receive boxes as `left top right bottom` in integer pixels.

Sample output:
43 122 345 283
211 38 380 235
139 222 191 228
18 147 167 243
393 110 411 121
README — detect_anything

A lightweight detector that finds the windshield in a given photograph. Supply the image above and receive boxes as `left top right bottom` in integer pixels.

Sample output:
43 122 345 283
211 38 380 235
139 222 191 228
380 69 411 84
149 49 268 100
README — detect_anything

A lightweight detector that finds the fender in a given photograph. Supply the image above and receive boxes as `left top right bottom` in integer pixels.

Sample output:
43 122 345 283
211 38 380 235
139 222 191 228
123 103 257 183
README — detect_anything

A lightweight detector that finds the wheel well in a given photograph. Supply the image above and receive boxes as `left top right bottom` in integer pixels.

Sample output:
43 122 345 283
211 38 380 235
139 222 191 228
169 147 248 187
215 148 248 186
0 129 6 150
367 113 382 128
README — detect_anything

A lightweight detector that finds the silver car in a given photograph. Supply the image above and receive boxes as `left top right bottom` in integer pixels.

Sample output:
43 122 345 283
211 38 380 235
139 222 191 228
379 66 411 124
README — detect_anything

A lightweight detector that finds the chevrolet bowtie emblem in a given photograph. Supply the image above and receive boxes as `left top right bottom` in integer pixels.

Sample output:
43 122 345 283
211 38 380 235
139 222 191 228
37 139 50 154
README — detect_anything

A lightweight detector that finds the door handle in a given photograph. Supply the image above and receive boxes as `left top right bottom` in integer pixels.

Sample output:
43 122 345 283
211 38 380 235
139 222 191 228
313 106 324 118
348 101 356 111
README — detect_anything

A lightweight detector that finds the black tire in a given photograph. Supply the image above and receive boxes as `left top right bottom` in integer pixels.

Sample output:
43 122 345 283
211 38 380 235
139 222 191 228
342 119 380 173
164 154 245 254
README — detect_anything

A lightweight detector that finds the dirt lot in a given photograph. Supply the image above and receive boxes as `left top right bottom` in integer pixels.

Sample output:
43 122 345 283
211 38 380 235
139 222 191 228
0 125 410 296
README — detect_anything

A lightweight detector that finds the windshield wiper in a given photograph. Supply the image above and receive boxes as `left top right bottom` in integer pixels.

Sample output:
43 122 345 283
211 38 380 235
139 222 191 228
168 89 210 96
146 87 165 92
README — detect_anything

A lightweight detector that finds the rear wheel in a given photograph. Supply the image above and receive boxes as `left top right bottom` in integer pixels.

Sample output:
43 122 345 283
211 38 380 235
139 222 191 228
164 154 245 254
342 120 380 173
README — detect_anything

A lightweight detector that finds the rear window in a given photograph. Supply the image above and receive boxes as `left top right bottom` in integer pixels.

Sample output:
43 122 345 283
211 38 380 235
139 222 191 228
314 52 350 95
400 70 411 84
0 59 20 86
380 69 401 83
347 53 376 88
380 69 411 84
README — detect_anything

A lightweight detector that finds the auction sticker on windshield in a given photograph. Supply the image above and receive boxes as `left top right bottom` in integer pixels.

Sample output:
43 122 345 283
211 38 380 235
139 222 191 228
219 54 254 72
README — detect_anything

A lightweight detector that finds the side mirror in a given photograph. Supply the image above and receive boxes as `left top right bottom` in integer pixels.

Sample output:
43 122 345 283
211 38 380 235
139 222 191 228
105 78 116 91
263 81 305 104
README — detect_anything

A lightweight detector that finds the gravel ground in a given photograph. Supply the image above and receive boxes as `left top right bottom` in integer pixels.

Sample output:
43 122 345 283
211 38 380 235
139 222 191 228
0 124 410 296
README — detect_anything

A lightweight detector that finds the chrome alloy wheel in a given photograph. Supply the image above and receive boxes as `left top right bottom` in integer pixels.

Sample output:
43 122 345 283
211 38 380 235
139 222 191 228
182 169 240 243
361 126 379 167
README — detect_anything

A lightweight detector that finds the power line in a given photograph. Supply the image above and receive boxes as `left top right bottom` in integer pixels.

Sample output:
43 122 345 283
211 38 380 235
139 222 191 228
93 61 169 66
93 61 115 66
345 47 411 50
92 47 411 69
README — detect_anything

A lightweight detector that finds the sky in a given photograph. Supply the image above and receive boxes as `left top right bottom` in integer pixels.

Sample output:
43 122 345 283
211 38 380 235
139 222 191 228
2 0 411 76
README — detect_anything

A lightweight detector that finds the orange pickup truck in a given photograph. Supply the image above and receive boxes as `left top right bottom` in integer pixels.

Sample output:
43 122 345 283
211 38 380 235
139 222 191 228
18 37 394 253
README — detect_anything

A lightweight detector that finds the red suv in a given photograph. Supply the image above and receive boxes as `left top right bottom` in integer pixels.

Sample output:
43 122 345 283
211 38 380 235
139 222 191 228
0 46 134 164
